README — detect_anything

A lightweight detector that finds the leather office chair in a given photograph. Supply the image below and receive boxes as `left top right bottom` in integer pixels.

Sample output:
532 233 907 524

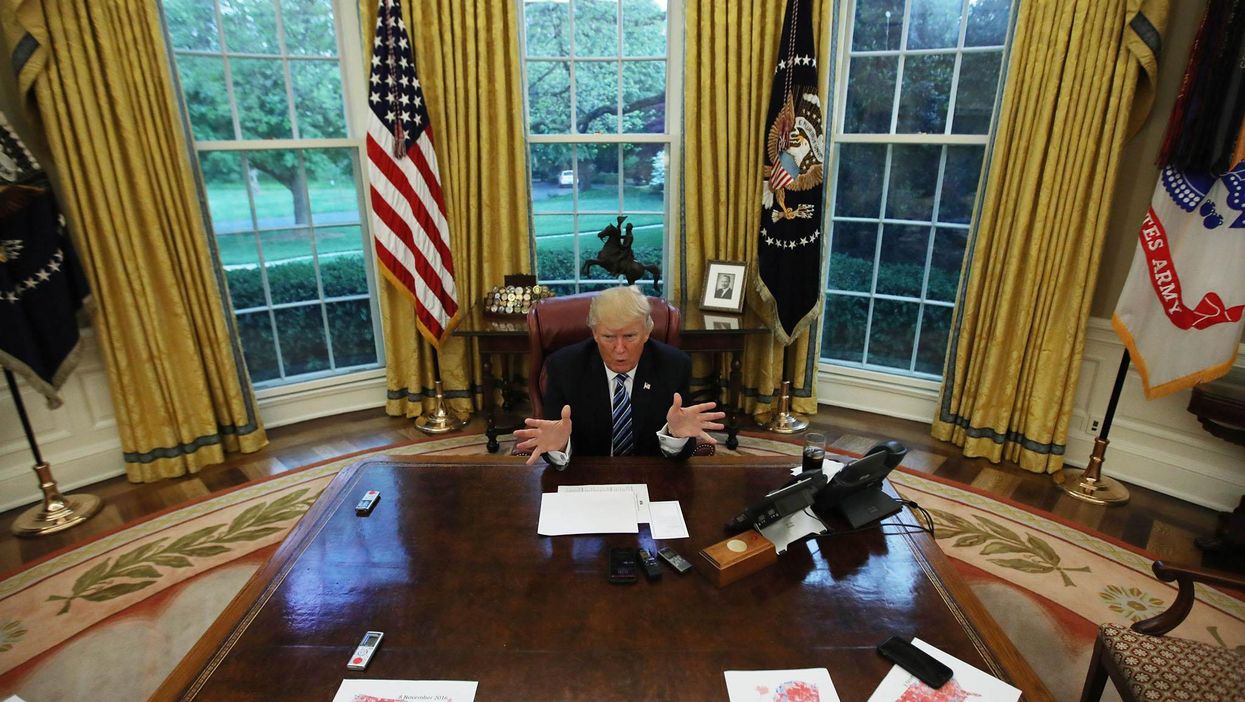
1079 560 1245 702
517 291 711 456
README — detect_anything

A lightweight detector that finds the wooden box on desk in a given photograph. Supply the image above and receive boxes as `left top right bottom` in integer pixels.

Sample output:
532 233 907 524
695 531 777 587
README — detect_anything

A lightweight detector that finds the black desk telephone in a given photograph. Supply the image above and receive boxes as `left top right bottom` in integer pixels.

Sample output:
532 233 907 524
726 440 909 532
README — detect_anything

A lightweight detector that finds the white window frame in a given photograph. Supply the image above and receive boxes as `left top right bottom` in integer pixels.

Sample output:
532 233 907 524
821 0 1012 381
518 0 683 294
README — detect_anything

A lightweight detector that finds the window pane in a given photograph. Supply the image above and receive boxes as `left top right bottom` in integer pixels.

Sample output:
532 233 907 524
853 0 904 51
877 224 929 298
834 144 887 217
580 144 620 207
220 233 263 309
527 60 571 134
233 58 292 140
533 216 577 282
291 60 346 138
243 151 301 228
927 226 967 302
897 53 954 133
938 145 984 223
275 305 329 376
165 0 219 51
622 60 665 133
281 0 337 57
844 56 897 133
885 144 940 221
262 229 317 305
916 304 953 374
577 61 619 133
237 311 280 381
951 52 1002 134
220 0 280 54
326 299 377 367
574 0 619 58
966 0 1011 47
828 220 878 293
320 247 368 297
907 0 963 50
307 149 360 225
177 56 234 141
823 294 870 363
622 0 666 57
867 299 918 369
525 0 570 56
622 143 664 209
200 151 249 234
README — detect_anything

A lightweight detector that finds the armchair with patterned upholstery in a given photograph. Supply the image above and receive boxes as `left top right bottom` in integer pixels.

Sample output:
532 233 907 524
512 291 713 458
1078 560 1245 702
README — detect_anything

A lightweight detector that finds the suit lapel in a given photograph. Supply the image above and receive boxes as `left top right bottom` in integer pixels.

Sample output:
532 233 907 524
583 344 612 454
632 343 656 440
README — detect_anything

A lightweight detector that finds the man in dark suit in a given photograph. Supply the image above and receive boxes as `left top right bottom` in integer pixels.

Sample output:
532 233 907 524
514 286 725 466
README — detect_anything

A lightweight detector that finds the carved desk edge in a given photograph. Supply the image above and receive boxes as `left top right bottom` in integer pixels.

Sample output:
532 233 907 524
154 455 1052 702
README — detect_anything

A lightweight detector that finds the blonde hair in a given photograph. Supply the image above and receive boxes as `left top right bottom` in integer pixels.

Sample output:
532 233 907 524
588 285 653 331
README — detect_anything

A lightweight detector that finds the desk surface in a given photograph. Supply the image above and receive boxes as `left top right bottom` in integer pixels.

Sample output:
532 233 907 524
157 456 1051 701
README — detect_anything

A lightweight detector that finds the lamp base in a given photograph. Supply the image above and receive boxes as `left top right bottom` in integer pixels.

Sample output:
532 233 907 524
1060 469 1130 506
12 493 102 537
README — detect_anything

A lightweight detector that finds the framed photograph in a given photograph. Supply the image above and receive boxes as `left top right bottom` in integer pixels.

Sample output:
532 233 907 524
702 313 741 330
701 260 747 313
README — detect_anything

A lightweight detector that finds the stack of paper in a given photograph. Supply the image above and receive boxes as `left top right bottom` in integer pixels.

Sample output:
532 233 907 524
867 638 1021 701
537 484 689 539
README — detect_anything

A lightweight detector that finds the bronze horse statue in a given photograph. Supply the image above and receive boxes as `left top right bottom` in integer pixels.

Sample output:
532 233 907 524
580 216 662 292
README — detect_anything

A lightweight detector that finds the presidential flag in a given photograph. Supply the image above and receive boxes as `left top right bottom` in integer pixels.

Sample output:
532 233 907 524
757 0 826 346
0 110 91 408
1111 161 1245 398
366 0 459 345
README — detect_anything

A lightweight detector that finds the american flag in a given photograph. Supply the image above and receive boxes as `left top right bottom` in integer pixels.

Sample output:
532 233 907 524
366 0 458 344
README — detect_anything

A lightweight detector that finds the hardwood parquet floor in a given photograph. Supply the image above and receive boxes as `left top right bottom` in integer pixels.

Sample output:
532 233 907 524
0 405 1231 576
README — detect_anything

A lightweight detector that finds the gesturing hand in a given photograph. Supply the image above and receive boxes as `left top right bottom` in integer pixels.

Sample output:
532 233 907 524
665 392 726 444
513 404 573 465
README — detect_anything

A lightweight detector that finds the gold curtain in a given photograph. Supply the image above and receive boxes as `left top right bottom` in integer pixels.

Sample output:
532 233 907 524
931 0 1169 473
681 0 829 419
1 0 267 481
360 0 531 418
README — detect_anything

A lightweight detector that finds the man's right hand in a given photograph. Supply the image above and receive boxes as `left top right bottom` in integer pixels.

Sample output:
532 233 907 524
513 404 572 465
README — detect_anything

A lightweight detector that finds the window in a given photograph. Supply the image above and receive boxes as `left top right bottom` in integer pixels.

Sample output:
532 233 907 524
521 0 675 295
162 0 381 386
823 0 1012 377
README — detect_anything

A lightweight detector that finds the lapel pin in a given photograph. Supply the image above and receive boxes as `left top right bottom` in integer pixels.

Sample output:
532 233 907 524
643 382 651 390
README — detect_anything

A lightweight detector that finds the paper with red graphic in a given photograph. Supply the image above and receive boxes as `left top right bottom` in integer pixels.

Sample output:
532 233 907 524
724 668 841 702
866 638 1018 702
1112 162 1245 398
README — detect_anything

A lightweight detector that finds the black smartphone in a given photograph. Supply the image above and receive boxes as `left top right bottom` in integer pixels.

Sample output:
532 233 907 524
877 636 953 689
608 547 638 584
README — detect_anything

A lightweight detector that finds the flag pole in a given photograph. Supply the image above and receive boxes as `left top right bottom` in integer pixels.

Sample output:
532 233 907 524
414 346 462 434
1059 350 1131 505
5 369 103 536
766 345 808 433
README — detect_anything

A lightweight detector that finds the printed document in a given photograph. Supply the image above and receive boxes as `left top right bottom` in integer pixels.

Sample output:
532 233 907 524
559 483 651 522
724 668 840 702
332 679 477 702
537 491 638 535
866 637 1020 702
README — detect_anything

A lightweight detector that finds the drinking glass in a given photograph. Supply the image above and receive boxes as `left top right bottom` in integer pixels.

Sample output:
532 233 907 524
802 432 827 472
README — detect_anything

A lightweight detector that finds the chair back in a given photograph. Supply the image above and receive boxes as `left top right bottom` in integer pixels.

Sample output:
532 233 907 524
526 291 680 418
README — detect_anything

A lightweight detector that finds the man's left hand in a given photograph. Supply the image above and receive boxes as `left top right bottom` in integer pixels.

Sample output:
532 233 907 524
666 392 726 444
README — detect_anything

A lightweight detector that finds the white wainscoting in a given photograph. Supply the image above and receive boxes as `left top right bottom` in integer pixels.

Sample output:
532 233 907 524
816 317 1245 512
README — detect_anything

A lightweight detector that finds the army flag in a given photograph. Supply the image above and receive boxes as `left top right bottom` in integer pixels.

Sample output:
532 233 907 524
0 111 92 407
757 0 826 346
365 0 459 345
1111 162 1245 398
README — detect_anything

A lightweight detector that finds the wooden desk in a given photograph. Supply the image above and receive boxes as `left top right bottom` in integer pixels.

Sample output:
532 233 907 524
454 302 769 452
157 456 1051 701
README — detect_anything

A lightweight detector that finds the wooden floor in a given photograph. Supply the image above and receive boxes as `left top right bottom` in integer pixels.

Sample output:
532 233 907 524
0 404 1231 575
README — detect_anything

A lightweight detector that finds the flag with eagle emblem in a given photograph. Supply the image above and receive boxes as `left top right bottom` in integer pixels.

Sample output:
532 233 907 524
757 0 826 346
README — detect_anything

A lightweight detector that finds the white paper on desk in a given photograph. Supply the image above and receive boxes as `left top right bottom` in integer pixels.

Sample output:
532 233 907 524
759 508 828 553
648 500 689 539
559 483 651 522
537 491 638 535
865 637 1020 702
724 668 841 702
791 457 846 478
332 679 477 702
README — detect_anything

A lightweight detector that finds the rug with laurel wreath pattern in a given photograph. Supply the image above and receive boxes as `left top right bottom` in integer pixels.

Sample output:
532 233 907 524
0 431 1241 702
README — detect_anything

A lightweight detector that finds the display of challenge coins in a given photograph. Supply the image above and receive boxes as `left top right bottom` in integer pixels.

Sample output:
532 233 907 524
483 284 555 318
